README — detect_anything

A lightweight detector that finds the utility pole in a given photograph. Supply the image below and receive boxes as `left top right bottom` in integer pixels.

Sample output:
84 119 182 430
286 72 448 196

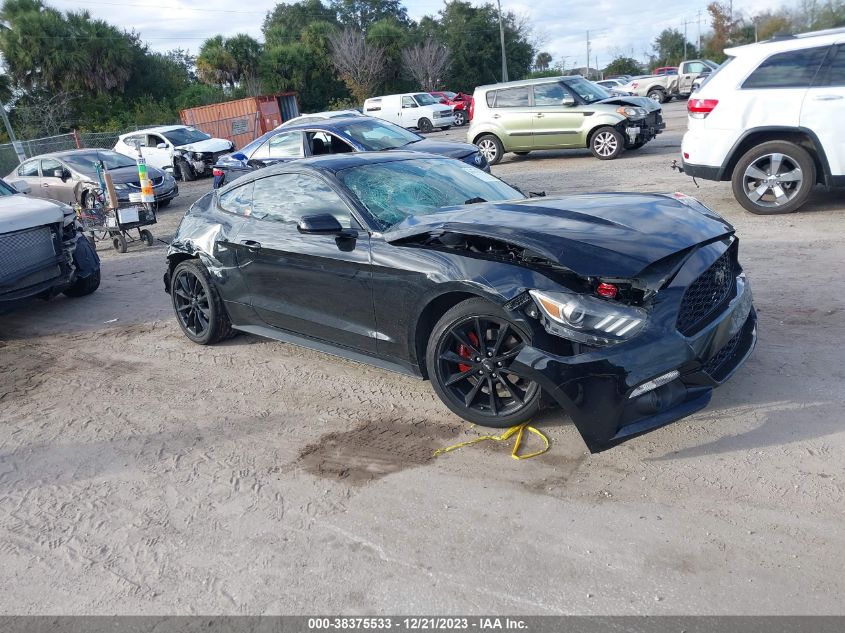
496 0 508 82
697 9 702 54
586 30 591 79
683 19 688 59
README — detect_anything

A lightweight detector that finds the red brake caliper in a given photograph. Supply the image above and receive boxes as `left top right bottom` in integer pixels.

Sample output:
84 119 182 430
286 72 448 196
457 331 480 373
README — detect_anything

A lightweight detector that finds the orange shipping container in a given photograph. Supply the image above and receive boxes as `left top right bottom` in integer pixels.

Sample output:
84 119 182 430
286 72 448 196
180 93 300 151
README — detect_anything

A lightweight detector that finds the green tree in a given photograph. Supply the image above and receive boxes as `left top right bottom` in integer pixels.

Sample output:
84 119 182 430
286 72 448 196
603 56 642 76
367 18 411 92
263 0 337 45
653 28 696 66
534 51 552 71
197 35 237 88
330 0 409 31
437 1 534 91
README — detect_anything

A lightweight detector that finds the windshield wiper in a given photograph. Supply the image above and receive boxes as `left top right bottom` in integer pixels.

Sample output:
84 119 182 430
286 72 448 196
464 197 487 205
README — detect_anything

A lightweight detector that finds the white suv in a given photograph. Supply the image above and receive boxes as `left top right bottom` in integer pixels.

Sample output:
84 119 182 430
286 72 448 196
681 28 845 214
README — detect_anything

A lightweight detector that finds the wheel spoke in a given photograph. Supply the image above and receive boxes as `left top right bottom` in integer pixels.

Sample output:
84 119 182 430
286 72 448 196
177 274 191 296
772 185 789 204
496 344 525 362
464 378 484 407
497 375 524 405
445 367 476 387
769 153 784 175
778 168 802 183
176 304 192 313
745 165 768 180
473 318 486 355
440 350 473 366
492 324 510 356
487 377 498 414
748 182 770 202
197 305 211 319
451 328 481 357
194 307 208 332
174 288 191 300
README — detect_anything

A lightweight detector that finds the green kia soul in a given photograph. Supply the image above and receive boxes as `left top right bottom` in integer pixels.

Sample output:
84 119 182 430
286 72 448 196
467 76 665 164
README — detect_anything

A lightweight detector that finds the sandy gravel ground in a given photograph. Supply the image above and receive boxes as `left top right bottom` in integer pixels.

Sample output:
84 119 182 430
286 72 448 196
1 102 844 615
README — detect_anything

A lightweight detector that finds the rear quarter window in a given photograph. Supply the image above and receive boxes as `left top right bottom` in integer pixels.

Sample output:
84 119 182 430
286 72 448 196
742 46 829 89
492 87 530 107
817 45 845 87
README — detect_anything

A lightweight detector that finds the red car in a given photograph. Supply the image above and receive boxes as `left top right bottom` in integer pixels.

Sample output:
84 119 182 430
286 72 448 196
653 66 678 76
430 91 474 126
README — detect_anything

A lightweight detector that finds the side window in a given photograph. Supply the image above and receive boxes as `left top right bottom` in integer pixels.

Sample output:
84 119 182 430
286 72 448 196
494 87 530 107
365 99 382 112
684 62 708 74
17 160 39 177
818 45 845 87
41 158 63 178
402 96 417 108
252 173 352 227
307 132 353 155
267 132 303 159
218 181 254 216
742 46 829 89
533 83 571 106
149 135 166 148
124 135 143 148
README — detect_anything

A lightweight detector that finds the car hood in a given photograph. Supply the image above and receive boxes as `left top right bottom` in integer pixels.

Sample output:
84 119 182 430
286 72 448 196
597 96 662 112
0 194 69 233
400 139 477 159
385 193 733 281
175 138 232 153
104 164 166 184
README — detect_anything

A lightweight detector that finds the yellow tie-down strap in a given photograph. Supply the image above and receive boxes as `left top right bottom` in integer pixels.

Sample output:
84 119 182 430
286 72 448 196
433 423 550 460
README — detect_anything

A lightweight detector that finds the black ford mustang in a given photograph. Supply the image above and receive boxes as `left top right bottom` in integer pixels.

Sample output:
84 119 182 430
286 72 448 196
164 152 756 452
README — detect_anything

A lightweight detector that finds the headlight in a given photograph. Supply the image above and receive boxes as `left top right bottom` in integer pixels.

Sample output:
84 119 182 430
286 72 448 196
528 289 647 346
112 183 128 191
193 152 204 160
616 106 647 119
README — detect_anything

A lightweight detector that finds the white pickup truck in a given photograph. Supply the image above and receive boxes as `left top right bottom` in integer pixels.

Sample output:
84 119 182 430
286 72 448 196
621 60 719 103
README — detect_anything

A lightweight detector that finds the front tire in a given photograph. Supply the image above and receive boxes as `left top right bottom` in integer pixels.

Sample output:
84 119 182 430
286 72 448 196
418 118 434 133
171 259 234 345
590 127 624 160
647 89 666 103
731 141 816 215
176 160 196 182
426 298 541 428
475 134 504 165
63 270 100 297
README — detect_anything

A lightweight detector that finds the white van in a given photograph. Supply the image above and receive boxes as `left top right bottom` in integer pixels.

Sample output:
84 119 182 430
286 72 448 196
363 93 454 133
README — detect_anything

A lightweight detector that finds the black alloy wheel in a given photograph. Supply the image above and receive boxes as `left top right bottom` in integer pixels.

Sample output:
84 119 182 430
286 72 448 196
418 118 434 133
427 298 541 428
171 260 234 345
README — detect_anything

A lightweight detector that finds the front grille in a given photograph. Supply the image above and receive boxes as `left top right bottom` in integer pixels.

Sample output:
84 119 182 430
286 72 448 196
128 176 164 189
0 225 57 283
677 250 735 336
702 315 755 382
644 111 663 130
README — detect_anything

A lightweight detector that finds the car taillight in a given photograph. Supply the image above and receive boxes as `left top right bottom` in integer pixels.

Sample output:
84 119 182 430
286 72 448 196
688 98 719 119
468 99 474 121
212 168 224 177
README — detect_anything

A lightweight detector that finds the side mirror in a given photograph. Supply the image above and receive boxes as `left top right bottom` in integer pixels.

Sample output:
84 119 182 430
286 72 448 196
156 143 167 150
561 97 576 107
247 158 267 169
298 213 343 235
53 168 68 181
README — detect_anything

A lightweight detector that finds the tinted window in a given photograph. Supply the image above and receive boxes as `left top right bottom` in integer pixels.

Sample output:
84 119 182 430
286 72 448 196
819 45 845 87
252 173 351 227
41 159 63 177
160 127 211 146
533 82 571 105
340 119 421 150
218 181 254 216
17 160 39 177
63 150 137 172
268 133 302 159
743 47 828 89
494 87 529 107
413 93 438 105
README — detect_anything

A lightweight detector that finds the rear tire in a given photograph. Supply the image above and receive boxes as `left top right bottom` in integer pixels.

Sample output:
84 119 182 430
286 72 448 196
63 270 100 297
171 259 234 345
426 298 541 428
590 126 624 160
418 118 434 133
475 134 504 165
731 141 816 215
454 110 467 126
647 89 666 104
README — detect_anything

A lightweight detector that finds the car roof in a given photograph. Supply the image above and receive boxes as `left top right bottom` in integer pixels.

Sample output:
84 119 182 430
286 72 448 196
268 115 379 134
119 125 188 137
726 26 845 56
475 75 585 91
18 148 124 161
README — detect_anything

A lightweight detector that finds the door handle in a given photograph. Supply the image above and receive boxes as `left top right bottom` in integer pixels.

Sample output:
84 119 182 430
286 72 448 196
41 183 49 187
239 239 262 250
535 113 544 118
813 95 843 101
492 114 501 119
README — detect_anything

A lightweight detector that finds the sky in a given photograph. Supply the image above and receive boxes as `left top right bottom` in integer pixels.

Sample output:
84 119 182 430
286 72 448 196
48 0 777 70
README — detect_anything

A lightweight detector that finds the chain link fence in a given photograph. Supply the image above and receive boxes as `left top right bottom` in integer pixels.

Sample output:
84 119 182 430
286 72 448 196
0 119 248 177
